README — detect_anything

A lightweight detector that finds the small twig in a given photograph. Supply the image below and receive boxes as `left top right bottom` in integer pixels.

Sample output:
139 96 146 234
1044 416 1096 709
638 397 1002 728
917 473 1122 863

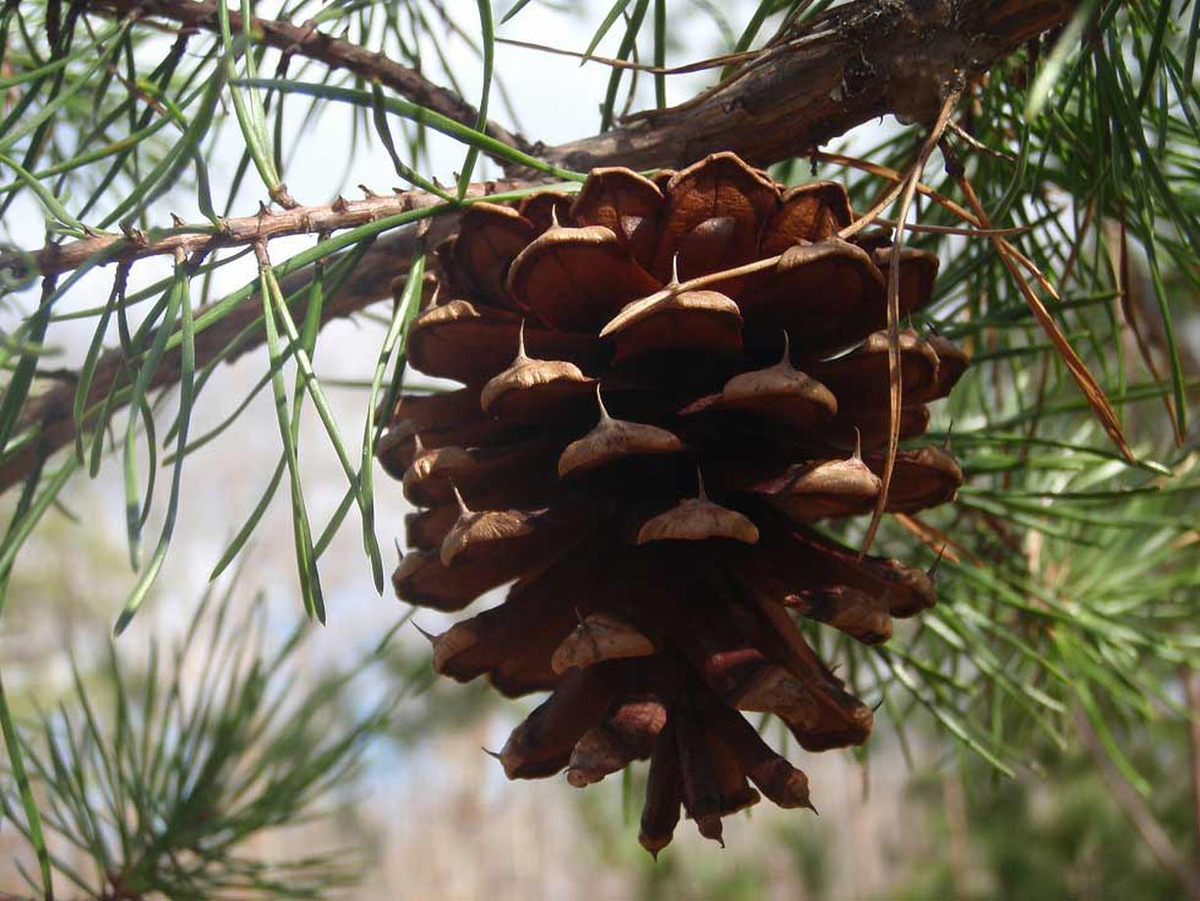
1073 706 1200 897
1016 199 1096 471
893 513 985 567
1059 198 1096 293
947 120 1018 164
85 0 530 158
819 149 1059 277
957 174 1136 463
496 36 761 76
860 86 962 556
23 182 515 278
815 151 982 230
1183 665 1200 887
870 216 1031 238
1109 207 1184 444
769 0 820 45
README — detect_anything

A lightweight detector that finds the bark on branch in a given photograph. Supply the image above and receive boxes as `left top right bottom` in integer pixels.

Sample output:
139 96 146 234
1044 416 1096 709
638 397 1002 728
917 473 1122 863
86 0 530 154
35 185 499 276
3 0 1081 494
0 187 504 492
540 0 1079 173
48 0 1078 278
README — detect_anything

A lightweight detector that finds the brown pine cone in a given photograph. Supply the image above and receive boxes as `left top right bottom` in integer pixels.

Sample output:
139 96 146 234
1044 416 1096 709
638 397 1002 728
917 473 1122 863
378 152 969 856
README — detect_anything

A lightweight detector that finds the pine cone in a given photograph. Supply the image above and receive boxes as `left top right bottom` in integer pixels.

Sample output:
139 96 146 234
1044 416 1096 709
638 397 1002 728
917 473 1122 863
379 152 969 855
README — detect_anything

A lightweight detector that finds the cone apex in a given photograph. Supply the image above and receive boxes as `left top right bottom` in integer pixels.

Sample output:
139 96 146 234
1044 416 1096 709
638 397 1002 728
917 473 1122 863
668 253 682 288
594 384 611 422
515 319 528 361
451 482 471 516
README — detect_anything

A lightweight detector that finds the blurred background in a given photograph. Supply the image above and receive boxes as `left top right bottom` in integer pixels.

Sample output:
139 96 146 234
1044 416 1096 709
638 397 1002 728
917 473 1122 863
1 1 1198 898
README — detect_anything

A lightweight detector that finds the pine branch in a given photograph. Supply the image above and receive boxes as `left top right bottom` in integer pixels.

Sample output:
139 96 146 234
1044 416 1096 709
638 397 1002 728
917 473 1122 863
31 0 1082 276
0 582 395 899
0 184 513 493
84 0 530 156
0 0 1084 495
30 183 506 278
538 0 1083 173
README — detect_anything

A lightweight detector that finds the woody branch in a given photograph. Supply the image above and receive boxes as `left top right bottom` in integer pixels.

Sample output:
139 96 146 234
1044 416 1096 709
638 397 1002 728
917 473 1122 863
85 0 529 155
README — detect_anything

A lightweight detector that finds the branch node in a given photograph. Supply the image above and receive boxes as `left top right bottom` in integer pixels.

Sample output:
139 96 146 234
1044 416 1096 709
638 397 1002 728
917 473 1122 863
269 182 299 210
119 221 147 246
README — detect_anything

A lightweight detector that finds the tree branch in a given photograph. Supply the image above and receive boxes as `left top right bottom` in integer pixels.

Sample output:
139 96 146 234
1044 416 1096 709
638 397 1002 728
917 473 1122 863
35 186 483 277
2 0 1081 495
27 0 1081 280
538 0 1080 173
1074 707 1200 897
0 187 507 493
85 0 530 156
1182 665 1200 886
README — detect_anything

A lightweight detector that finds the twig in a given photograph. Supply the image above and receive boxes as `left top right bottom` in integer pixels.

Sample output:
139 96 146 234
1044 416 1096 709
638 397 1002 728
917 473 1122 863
1110 209 1185 444
956 174 1136 462
0 188 491 493
861 86 961 556
84 0 529 156
870 216 1031 238
892 513 987 567
1073 706 1200 897
947 120 1018 164
25 183 515 279
816 151 982 230
1182 665 1200 887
